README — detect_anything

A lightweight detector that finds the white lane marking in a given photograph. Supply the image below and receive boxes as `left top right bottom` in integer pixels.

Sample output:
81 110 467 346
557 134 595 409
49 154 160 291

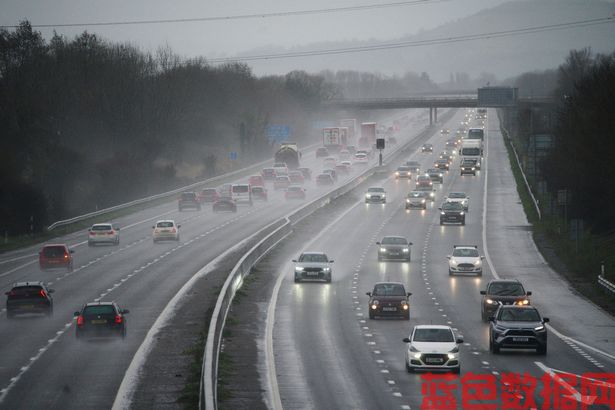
535 362 597 405
0 260 37 279
0 253 37 265
481 121 615 363
265 199 364 410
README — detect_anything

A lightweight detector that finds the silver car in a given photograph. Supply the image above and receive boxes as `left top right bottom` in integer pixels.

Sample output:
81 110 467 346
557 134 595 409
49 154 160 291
293 252 334 283
88 223 120 246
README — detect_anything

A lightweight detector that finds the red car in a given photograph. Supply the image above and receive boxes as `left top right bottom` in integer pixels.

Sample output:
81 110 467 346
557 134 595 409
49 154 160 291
261 168 277 181
288 171 305 185
248 175 265 187
39 244 74 271
198 188 219 203
274 176 291 191
285 186 306 200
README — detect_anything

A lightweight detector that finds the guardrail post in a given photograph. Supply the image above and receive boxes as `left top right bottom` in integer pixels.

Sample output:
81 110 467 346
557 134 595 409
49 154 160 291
601 261 605 277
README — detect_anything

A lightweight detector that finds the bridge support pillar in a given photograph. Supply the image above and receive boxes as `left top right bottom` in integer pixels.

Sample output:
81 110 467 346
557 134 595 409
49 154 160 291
429 108 433 126
434 107 438 123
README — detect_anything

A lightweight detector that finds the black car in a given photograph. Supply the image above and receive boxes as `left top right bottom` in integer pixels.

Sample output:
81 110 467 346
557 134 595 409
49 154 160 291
178 192 201 211
367 282 411 319
427 168 444 183
75 302 129 339
434 159 450 171
421 144 433 153
489 306 548 354
213 197 237 213
5 282 54 318
480 280 532 321
377 236 412 261
439 202 465 225
460 159 477 175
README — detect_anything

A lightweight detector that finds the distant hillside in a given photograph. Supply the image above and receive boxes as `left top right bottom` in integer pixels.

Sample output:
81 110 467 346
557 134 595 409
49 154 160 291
239 0 615 81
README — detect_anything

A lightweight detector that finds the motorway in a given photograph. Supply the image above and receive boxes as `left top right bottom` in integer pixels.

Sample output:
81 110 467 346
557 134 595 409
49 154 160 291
243 109 615 409
0 109 429 409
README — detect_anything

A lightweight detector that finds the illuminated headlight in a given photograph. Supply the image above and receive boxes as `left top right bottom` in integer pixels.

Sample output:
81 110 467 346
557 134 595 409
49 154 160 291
474 260 481 266
472 167 476 170
401 302 409 310
486 299 496 305
450 259 457 265
439 173 443 177
447 353 457 360
407 172 411 176
430 192 435 197
323 267 331 273
403 248 409 253
534 325 545 331
460 211 465 215
365 194 371 198
421 199 425 203
429 182 432 185
406 199 411 203
295 267 304 271
441 211 446 215
516 299 530 305
413 352 422 359
371 300 379 310
381 194 386 198
395 172 400 176
380 247 387 252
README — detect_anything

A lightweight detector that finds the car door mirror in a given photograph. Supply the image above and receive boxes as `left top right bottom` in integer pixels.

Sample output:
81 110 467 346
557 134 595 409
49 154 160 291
526 291 532 296
121 309 130 314
408 242 413 246
4 292 10 296
480 290 486 295
69 249 75 254
292 260 297 263
481 256 485 260
48 289 55 293
376 242 380 245
456 338 464 344
446 255 451 259
73 311 80 317
489 316 495 322
402 337 411 343
438 207 442 211
407 292 412 297
366 292 372 297
543 317 549 323
329 260 334 263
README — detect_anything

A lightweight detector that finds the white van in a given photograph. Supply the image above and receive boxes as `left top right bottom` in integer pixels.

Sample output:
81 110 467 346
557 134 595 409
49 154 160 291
231 184 253 206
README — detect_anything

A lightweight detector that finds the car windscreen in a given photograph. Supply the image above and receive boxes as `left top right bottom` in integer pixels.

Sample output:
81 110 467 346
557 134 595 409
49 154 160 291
381 237 407 245
42 246 66 257
448 193 466 198
288 187 302 192
373 284 406 296
453 248 479 257
368 188 384 192
461 148 481 156
181 193 196 199
488 283 526 296
232 185 249 193
442 202 463 210
156 222 174 228
468 129 484 139
397 167 411 172
202 189 216 194
251 187 264 193
408 192 424 198
91 225 112 231
83 305 116 317
498 308 540 322
299 254 328 262
413 328 454 343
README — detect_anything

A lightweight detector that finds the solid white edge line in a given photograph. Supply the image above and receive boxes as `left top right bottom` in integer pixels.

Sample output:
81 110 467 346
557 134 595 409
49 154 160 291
483 111 615 363
111 243 235 409
265 199 364 410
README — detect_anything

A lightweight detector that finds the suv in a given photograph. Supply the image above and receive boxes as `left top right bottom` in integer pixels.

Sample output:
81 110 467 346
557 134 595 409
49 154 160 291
480 280 532 321
377 236 412 261
293 252 334 283
367 282 411 319
5 282 54 318
489 306 548 354
39 244 74 271
439 202 465 225
178 192 201 211
87 223 120 246
447 245 484 276
75 302 129 339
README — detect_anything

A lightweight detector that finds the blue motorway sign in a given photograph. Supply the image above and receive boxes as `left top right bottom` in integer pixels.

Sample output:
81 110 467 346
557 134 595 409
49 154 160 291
229 151 238 160
267 125 291 142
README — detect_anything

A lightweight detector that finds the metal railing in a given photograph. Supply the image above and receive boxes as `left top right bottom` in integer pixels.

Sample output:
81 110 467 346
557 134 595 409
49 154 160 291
598 275 615 294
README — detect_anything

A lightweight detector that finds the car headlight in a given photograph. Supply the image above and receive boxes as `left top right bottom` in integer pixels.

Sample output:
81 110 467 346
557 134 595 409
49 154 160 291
414 352 422 359
439 173 443 177
421 199 425 203
401 302 409 310
406 199 411 203
295 267 304 271
395 172 400 176
486 298 496 305
403 248 409 253
515 299 530 305
472 167 475 170
407 172 411 176
365 194 371 198
380 248 387 252
450 259 457 265
460 211 465 215
371 300 379 310
447 353 457 360
441 211 446 215
323 267 330 272
474 260 481 266
430 192 435 197
534 325 545 331
381 194 386 198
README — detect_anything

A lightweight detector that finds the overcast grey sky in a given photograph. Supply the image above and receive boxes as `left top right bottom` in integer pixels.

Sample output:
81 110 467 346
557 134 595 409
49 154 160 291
1 0 514 57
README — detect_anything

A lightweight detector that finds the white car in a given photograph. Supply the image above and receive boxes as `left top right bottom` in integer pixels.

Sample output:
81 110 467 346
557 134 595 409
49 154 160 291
292 252 333 283
447 245 484 276
444 192 470 211
354 153 369 165
403 325 463 374
88 223 120 246
152 220 180 243
365 187 386 203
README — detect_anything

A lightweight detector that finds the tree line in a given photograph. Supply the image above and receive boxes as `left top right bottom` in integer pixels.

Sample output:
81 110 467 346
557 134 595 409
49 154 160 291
0 22 336 235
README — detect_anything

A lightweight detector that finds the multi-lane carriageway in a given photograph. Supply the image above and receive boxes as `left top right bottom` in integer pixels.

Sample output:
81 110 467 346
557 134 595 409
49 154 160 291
0 108 435 409
219 109 615 410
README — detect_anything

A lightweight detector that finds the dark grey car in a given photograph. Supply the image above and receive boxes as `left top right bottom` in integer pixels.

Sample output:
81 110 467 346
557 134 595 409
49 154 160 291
377 236 412 261
489 306 548 354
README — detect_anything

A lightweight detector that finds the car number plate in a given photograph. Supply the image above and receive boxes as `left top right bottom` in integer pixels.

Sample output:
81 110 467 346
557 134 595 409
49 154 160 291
21 305 34 309
91 319 107 324
512 337 529 342
425 358 443 363
306 271 319 276
382 307 397 311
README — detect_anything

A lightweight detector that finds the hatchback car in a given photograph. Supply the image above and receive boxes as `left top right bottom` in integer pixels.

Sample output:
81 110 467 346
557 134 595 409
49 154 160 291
416 185 436 201
480 280 532 321
316 147 329 158
444 192 470 211
439 202 465 225
447 245 484 276
377 236 412 261
5 282 54 318
434 159 450 171
152 220 180 242
406 191 428 209
274 176 291 191
39 244 74 271
178 191 201 211
293 252 333 283
421 144 433 153
403 325 463 373
198 188 220 203
251 186 268 201
395 166 412 179
316 173 334 186
88 223 120 246
288 171 305 185
285 185 306 200
460 159 477 175
213 197 237 213
415 175 433 188
261 168 277 181
365 187 386 204
489 306 548 354
75 302 129 339
367 282 411 319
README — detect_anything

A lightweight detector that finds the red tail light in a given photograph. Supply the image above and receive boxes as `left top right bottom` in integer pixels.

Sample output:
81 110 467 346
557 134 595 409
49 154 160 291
39 289 47 298
115 315 123 324
89 231 96 236
77 315 84 326
171 228 177 233
7 291 16 297
64 253 69 259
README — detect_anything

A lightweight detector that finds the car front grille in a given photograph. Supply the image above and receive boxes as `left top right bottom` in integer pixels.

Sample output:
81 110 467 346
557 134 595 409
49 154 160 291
506 329 535 337
458 263 474 269
303 267 323 273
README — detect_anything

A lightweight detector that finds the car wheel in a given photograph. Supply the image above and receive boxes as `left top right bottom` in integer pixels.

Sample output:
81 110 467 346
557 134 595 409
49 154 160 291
325 277 332 283
449 269 454 276
537 345 547 355
491 339 500 354
294 277 301 283
406 362 414 373
461 219 466 226
88 241 93 247
481 309 487 322
452 366 461 374
6 310 15 319
440 220 444 225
